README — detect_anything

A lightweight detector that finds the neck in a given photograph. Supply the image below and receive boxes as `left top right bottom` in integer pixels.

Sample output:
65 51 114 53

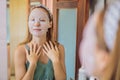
31 34 47 45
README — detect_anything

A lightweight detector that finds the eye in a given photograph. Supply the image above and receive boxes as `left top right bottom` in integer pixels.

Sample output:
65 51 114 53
39 19 45 22
31 18 35 21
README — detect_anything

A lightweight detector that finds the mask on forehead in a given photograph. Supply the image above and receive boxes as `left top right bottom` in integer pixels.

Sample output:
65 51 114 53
31 4 53 22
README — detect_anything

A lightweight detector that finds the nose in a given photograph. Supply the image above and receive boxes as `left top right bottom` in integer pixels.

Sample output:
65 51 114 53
34 21 40 27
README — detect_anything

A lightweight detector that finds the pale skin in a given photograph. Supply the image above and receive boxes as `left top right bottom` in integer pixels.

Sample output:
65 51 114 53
80 13 111 79
93 44 110 78
14 8 66 80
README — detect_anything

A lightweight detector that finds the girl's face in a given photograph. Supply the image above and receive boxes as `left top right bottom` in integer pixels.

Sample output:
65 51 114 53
28 8 51 37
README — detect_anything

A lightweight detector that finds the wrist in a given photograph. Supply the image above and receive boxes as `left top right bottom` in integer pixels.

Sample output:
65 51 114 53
29 62 37 68
52 59 60 64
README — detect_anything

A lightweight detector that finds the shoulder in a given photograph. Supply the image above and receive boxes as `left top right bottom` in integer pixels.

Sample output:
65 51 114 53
15 45 26 55
58 43 65 52
57 43 65 59
52 41 65 55
52 41 65 52
14 44 26 61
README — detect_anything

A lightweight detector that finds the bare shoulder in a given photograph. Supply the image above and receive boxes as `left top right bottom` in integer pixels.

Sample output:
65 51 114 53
15 45 26 56
57 43 66 72
57 43 65 60
58 44 65 53
14 44 26 62
14 45 27 79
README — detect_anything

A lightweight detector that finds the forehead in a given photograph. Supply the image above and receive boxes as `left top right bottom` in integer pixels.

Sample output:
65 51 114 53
29 8 48 18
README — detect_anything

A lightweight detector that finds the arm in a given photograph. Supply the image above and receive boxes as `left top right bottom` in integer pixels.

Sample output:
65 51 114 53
43 42 66 80
14 44 41 80
52 44 66 80
14 46 36 80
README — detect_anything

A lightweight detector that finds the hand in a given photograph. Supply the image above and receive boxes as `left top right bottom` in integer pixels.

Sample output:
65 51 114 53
25 43 42 65
43 41 59 63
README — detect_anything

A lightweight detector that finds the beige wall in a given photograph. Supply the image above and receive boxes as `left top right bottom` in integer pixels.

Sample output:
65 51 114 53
10 0 29 75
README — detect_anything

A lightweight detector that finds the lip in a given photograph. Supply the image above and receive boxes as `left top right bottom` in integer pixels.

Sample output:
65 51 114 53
33 29 41 31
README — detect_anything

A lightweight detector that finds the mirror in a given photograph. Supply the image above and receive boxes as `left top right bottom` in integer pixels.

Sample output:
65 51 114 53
8 0 75 79
58 9 77 80
7 0 107 80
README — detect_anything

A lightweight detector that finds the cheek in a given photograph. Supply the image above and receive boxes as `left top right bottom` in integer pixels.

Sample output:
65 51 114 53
41 22 51 29
28 22 34 33
28 21 33 27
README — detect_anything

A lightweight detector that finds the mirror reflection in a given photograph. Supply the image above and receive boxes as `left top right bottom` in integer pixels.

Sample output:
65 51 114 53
7 0 108 80
8 0 67 80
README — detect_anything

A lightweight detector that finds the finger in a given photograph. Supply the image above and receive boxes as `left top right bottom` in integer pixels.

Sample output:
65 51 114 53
30 43 33 55
45 42 51 50
36 46 41 55
49 41 54 49
43 49 48 56
55 46 59 57
38 50 42 57
55 46 59 53
43 44 48 52
33 43 36 53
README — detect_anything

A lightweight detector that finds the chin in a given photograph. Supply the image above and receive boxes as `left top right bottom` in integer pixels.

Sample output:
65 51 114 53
34 34 42 37
32 32 46 37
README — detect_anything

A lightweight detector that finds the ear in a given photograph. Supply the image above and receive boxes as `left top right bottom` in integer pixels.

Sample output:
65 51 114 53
48 21 52 28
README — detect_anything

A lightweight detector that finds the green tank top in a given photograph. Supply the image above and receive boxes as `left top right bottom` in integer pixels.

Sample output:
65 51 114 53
25 45 55 80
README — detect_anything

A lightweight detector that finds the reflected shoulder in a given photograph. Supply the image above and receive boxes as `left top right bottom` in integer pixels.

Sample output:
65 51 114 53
58 44 65 52
15 44 26 60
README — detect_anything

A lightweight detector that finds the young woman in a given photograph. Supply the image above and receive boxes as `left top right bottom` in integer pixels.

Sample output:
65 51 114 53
14 5 66 80
79 0 120 80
